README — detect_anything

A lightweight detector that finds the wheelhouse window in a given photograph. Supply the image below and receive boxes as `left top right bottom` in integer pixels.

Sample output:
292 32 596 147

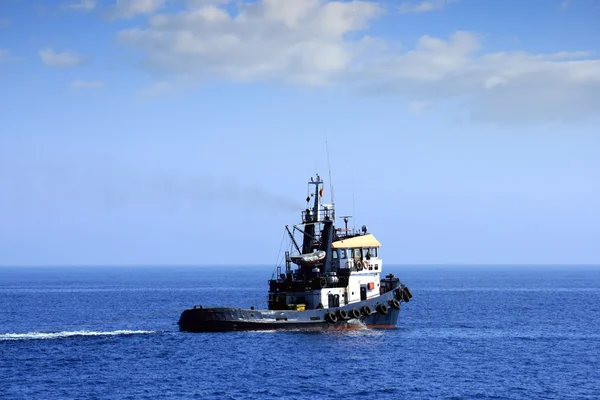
369 247 378 258
338 249 347 259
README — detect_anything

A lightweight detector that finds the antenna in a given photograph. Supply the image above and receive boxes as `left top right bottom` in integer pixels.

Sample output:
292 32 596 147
351 166 356 231
352 192 355 232
325 139 335 220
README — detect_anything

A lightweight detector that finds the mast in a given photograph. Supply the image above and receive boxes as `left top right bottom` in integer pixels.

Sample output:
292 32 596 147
326 140 335 222
301 176 320 252
311 174 321 221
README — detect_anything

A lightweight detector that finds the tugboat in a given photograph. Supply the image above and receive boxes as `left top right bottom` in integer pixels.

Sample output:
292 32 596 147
178 174 412 332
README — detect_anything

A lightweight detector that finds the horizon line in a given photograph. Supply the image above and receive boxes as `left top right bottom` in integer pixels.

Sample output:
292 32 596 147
2 263 600 268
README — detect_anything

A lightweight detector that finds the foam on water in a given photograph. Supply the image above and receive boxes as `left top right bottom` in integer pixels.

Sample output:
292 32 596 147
0 330 157 341
345 318 368 329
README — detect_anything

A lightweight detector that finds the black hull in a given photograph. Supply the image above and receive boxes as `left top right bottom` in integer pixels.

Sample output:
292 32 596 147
178 285 407 332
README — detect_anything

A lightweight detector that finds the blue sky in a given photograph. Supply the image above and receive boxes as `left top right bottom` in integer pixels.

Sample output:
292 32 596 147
0 0 599 266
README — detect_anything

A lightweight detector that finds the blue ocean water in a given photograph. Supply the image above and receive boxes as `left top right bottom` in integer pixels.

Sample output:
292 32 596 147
1 265 599 399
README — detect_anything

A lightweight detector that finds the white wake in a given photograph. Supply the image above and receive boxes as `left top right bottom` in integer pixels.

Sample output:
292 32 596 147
0 330 157 341
345 318 369 329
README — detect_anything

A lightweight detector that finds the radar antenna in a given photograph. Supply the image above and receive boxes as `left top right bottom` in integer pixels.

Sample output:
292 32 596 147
339 215 352 233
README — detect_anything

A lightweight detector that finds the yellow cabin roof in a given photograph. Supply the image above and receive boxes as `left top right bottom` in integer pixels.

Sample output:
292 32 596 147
331 234 381 249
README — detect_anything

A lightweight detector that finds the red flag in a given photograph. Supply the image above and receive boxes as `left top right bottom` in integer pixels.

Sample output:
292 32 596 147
319 187 324 197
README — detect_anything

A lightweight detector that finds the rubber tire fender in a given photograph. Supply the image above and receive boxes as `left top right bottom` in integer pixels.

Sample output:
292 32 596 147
362 305 372 315
394 288 403 300
350 308 361 319
326 312 338 323
390 298 401 310
402 289 410 302
377 304 389 315
337 309 349 320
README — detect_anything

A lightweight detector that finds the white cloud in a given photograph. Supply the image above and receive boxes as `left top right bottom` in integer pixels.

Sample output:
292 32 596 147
117 1 600 125
484 76 507 89
39 48 85 67
186 0 229 6
359 33 600 124
71 80 105 89
63 0 97 11
399 0 458 14
108 0 167 19
119 0 382 85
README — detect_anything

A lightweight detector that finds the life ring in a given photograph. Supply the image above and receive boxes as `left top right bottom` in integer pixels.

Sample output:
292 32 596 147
390 299 401 310
337 309 349 320
362 305 371 315
356 261 363 270
319 277 327 288
351 308 361 319
376 304 389 315
363 260 370 270
326 312 338 323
